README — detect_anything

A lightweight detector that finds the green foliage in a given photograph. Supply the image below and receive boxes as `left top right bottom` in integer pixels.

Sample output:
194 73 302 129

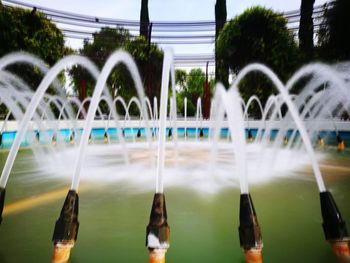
317 0 350 61
185 68 205 102
69 27 163 115
216 6 300 117
175 68 215 116
175 69 187 90
0 5 67 89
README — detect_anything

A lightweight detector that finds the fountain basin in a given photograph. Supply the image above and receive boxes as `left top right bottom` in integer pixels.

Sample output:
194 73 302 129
0 148 349 262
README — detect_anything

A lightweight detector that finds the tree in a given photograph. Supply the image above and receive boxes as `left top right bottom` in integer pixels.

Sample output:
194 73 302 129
215 0 229 87
175 69 187 91
0 5 67 89
216 6 300 117
140 0 150 41
299 0 315 61
318 0 350 61
69 27 163 115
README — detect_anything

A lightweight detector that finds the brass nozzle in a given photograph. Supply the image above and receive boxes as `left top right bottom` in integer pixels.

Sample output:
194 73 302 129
338 141 345 152
248 130 253 143
51 241 74 263
146 193 170 250
104 131 108 143
318 136 324 149
0 187 5 224
244 248 263 263
330 241 350 262
148 248 167 263
337 135 345 152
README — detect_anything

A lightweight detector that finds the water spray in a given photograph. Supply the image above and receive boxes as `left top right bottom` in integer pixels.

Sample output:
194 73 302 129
239 193 263 263
320 191 350 261
146 193 170 263
146 50 174 263
51 190 79 263
217 86 263 262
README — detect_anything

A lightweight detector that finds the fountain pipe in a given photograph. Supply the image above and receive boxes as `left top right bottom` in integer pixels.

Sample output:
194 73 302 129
51 190 79 263
320 191 350 260
146 50 174 263
337 134 345 152
146 193 170 263
239 194 263 263
236 63 349 260
219 85 263 260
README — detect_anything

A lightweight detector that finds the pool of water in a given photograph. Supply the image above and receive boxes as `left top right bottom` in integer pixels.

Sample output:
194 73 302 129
0 148 349 262
1 128 349 149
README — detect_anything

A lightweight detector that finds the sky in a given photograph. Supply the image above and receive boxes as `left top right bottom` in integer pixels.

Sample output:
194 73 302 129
17 0 328 21
10 0 329 71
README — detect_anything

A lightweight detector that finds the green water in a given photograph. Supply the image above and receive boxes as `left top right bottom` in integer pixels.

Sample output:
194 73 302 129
0 149 349 262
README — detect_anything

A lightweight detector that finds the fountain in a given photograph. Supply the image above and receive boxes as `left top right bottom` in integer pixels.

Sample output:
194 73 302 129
0 49 349 262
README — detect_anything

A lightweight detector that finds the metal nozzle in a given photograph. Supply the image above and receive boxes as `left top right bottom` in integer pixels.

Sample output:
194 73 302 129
244 247 263 263
137 129 141 138
238 194 263 251
0 187 5 224
168 129 172 138
69 130 75 144
52 190 79 244
248 130 253 143
51 241 74 263
318 135 324 149
148 248 167 263
199 128 204 138
320 191 349 242
146 193 170 250
104 131 109 143
337 135 345 152
330 241 350 262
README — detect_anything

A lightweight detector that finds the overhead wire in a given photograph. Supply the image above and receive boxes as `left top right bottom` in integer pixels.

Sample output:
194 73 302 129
3 0 329 67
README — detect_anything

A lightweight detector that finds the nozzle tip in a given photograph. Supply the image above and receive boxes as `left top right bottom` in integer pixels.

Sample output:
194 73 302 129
331 241 350 259
244 248 263 263
51 242 74 263
148 248 167 263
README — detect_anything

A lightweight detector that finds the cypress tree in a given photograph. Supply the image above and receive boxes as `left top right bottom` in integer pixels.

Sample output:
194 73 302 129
299 0 315 61
215 0 228 87
140 0 150 40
